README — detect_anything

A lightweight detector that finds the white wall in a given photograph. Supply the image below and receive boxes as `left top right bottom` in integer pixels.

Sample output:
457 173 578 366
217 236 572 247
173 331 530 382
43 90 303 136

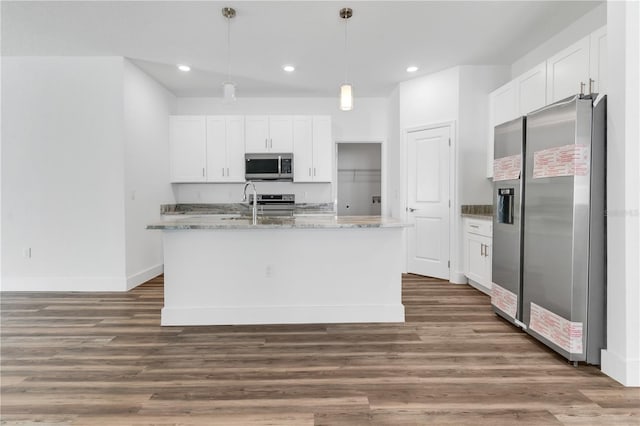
386 87 400 218
172 97 388 204
1 57 127 291
123 60 176 289
601 0 640 387
511 3 606 78
458 65 510 204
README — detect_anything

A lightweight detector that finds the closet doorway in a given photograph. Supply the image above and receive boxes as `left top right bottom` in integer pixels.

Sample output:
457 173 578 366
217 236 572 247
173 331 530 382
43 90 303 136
337 143 382 216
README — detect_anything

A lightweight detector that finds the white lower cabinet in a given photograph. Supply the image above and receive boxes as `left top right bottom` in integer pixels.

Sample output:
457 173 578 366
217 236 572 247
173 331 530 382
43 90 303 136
463 217 492 294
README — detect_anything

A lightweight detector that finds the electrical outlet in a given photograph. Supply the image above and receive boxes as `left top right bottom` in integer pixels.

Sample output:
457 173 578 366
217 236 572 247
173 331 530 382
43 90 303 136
265 265 273 278
23 248 31 259
131 190 136 201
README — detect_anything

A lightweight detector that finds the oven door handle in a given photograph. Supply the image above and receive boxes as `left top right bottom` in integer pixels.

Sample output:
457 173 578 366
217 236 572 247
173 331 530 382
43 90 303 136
278 155 282 176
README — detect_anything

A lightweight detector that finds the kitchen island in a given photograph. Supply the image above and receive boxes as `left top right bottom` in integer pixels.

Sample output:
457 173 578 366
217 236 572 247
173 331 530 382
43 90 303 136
147 215 409 326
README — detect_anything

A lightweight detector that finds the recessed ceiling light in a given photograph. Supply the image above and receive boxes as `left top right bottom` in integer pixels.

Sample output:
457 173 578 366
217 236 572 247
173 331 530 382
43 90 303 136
177 64 191 72
406 66 419 73
283 65 295 72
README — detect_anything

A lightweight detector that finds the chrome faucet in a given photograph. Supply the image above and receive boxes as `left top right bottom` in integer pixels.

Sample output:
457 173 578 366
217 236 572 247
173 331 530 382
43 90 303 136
242 181 258 225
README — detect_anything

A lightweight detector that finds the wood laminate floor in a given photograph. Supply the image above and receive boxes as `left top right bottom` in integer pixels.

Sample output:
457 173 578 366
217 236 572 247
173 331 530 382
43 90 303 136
1 274 638 425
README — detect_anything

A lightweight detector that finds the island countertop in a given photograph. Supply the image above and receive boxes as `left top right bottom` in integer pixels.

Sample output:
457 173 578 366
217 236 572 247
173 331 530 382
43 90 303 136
147 215 410 230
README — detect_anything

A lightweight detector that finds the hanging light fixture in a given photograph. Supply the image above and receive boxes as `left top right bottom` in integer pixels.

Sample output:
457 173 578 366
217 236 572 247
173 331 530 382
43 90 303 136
222 7 236 103
339 7 354 111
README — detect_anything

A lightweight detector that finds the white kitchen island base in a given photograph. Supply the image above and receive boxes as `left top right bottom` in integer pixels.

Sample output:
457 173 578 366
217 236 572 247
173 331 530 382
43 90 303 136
157 220 406 326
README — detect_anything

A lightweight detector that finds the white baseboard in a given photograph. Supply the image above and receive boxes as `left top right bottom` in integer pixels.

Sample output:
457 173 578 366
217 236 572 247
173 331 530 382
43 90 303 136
449 271 467 284
0 276 127 292
466 278 491 295
126 264 163 290
601 349 640 387
161 304 406 326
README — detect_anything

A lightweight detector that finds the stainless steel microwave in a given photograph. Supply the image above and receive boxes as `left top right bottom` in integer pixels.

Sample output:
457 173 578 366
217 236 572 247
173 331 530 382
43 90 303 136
245 153 293 181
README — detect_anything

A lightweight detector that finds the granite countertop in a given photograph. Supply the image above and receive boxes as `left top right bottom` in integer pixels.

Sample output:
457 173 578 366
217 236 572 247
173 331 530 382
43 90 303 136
461 204 493 219
161 203 336 216
147 215 410 230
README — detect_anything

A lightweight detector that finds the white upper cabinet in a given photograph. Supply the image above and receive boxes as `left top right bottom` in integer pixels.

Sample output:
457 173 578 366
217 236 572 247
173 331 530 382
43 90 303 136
206 116 245 183
491 80 519 126
293 115 333 183
170 116 207 183
245 115 293 153
546 35 590 103
516 61 547 115
487 81 518 177
590 26 607 94
293 116 313 182
312 116 333 182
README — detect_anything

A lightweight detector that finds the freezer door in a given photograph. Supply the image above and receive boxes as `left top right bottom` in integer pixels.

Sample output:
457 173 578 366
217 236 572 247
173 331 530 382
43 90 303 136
492 117 525 323
522 95 593 362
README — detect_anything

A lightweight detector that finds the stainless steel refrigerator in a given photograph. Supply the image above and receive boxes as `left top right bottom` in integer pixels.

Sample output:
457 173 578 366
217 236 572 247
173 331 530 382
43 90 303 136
521 94 606 365
491 117 526 328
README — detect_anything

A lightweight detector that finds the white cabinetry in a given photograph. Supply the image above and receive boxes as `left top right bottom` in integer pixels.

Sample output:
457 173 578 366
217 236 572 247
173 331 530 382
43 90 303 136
463 217 492 295
589 26 607 94
206 116 245 182
546 36 591 103
245 115 294 153
293 116 333 182
487 81 518 177
170 115 245 183
169 116 207 183
516 61 547 115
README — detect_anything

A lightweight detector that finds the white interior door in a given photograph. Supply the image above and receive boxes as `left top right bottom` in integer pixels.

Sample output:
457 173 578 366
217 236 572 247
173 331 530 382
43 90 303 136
406 125 450 280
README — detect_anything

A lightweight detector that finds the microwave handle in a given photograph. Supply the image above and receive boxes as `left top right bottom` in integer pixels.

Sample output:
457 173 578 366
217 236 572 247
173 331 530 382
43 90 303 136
278 155 282 175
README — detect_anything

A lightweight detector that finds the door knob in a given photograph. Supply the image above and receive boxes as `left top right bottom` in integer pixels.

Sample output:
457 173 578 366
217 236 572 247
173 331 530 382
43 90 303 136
407 207 416 212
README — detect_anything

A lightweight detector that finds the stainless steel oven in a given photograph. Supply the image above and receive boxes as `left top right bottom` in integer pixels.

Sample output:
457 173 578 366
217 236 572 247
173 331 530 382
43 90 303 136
245 153 293 181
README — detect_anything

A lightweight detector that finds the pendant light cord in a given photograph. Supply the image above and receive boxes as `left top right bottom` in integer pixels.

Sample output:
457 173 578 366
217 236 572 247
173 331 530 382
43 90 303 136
226 16 231 82
344 17 349 84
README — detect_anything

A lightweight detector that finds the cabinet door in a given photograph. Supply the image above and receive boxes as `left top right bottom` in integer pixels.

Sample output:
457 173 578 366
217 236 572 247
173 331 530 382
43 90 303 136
205 117 227 182
465 233 486 284
169 116 207 182
293 116 313 182
483 240 493 288
517 62 546 115
225 116 246 182
546 36 590 103
589 26 607 94
269 116 294 152
487 81 518 178
312 116 333 182
245 115 269 153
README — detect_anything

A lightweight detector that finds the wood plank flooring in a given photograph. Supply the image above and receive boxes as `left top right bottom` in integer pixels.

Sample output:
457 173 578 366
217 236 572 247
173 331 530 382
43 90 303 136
1 274 638 425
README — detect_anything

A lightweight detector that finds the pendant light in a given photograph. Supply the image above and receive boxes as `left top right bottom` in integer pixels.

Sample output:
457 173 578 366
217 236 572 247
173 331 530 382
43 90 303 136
339 7 354 111
222 7 236 103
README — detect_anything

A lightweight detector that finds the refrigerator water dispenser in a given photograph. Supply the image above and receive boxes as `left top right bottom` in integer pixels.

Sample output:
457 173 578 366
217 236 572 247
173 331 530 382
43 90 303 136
497 188 515 224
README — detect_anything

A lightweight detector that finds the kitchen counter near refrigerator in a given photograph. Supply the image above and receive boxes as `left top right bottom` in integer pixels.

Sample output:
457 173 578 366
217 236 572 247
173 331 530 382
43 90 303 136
147 215 410 326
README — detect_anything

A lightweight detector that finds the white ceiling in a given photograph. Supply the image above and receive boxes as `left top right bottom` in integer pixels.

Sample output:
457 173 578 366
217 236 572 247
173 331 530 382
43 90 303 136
2 1 602 97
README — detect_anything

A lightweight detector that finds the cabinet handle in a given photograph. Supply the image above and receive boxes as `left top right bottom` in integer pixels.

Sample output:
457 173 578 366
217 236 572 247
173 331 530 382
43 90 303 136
313 167 316 176
481 244 485 257
226 168 229 176
270 138 273 148
202 168 205 177
309 168 311 177
470 224 479 229
222 167 225 176
265 139 268 149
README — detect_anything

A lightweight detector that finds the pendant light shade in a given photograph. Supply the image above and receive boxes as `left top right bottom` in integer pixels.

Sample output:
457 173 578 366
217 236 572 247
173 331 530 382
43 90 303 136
340 84 353 111
222 7 237 102
339 7 354 111
223 81 236 103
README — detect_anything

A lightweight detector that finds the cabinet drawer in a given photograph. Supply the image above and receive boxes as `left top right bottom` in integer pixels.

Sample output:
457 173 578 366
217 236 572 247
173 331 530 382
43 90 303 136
465 219 492 237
